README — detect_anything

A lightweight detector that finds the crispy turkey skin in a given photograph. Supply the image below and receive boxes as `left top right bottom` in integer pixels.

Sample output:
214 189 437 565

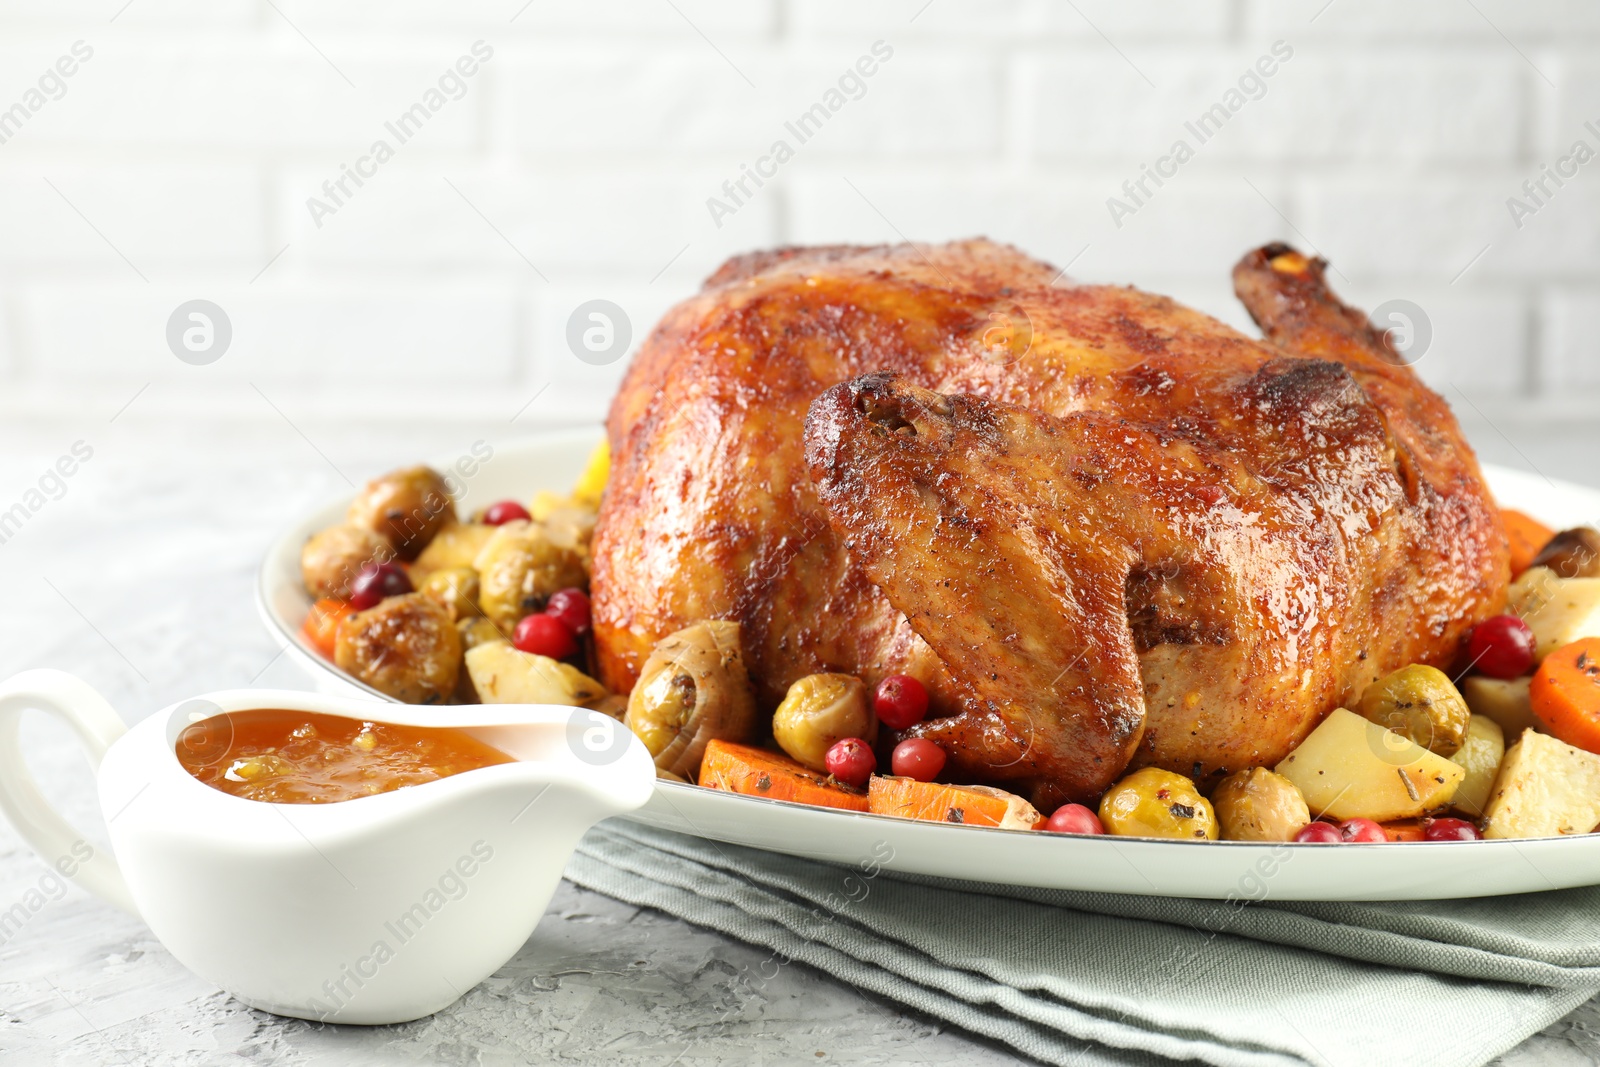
592 239 1508 805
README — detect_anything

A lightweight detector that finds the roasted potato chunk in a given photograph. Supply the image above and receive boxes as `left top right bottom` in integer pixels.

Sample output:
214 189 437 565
347 465 456 560
1507 568 1600 663
414 522 496 573
418 566 480 623
1460 675 1538 737
300 523 394 599
1482 728 1600 839
334 593 462 704
1276 708 1463 821
1211 767 1310 842
465 641 606 706
1450 714 1506 818
1357 664 1470 757
473 520 588 631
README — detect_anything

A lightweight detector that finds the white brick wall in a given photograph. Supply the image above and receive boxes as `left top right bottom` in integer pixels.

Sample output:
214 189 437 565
0 0 1594 452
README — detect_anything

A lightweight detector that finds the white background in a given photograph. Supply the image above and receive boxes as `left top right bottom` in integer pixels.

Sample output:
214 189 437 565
1 0 1599 703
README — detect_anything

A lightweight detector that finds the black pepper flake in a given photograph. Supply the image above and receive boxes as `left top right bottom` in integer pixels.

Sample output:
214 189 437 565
1170 802 1196 819
756 772 772 793
946 808 965 824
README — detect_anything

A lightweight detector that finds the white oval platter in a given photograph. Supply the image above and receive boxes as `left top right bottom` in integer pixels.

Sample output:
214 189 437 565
256 430 1600 901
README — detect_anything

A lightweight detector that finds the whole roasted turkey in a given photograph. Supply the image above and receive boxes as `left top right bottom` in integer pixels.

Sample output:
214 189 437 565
591 240 1508 807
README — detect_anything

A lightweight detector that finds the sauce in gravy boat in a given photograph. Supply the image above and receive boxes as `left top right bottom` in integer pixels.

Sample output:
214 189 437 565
0 669 654 1024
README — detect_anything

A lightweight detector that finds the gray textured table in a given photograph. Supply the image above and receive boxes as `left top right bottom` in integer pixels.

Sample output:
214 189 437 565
3 418 1599 1066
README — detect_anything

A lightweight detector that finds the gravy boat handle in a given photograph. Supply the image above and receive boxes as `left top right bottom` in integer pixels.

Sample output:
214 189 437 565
0 669 137 914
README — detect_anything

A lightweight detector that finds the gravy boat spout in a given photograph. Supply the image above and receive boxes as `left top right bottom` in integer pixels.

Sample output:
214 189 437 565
0 669 655 1024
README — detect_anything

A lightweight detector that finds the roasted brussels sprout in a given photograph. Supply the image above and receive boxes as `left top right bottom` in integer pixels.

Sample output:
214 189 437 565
334 592 462 704
1211 767 1310 842
414 522 496 572
418 566 480 622
1357 664 1470 758
771 673 876 772
299 523 394 599
1531 527 1600 579
473 520 589 631
347 465 456 560
624 620 757 780
1098 767 1218 840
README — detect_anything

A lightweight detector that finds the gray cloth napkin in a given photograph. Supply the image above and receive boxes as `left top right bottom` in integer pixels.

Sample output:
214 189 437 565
566 820 1600 1067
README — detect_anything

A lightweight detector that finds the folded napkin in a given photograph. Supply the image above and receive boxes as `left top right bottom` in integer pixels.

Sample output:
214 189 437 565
567 821 1600 1067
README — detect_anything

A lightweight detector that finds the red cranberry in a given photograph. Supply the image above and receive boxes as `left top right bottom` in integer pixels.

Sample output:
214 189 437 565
482 500 531 526
1468 615 1537 679
1424 817 1482 842
1044 803 1104 835
1294 822 1342 844
874 674 930 731
513 613 578 660
545 588 592 638
890 738 946 782
1339 818 1387 844
348 562 412 610
824 738 875 788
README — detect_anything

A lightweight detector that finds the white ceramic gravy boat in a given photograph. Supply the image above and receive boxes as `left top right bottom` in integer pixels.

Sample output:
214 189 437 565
0 669 654 1024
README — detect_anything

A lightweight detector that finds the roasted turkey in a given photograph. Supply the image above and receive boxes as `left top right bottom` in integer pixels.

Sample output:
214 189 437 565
592 240 1509 807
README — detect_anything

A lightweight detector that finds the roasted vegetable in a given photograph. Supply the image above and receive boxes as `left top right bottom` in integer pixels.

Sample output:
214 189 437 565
1506 568 1600 663
334 593 462 704
303 597 356 658
869 777 1040 829
699 739 869 811
1357 664 1470 758
300 524 394 599
1482 728 1600 839
473 520 588 631
1450 714 1506 818
414 521 496 573
572 439 609 510
1530 636 1600 754
417 566 480 623
1210 767 1310 842
456 615 505 650
464 641 606 706
771 673 876 773
1531 527 1600 579
1098 768 1217 840
1460 675 1538 737
1501 509 1555 578
624 620 757 780
346 466 456 560
1275 708 1463 822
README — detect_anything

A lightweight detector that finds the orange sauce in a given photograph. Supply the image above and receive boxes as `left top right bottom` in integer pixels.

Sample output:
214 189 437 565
177 709 513 804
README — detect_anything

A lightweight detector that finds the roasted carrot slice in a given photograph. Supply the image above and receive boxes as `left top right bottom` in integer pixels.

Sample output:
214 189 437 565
867 776 1042 829
699 740 869 812
1380 818 1426 842
303 597 355 659
1531 637 1600 754
1502 508 1555 579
